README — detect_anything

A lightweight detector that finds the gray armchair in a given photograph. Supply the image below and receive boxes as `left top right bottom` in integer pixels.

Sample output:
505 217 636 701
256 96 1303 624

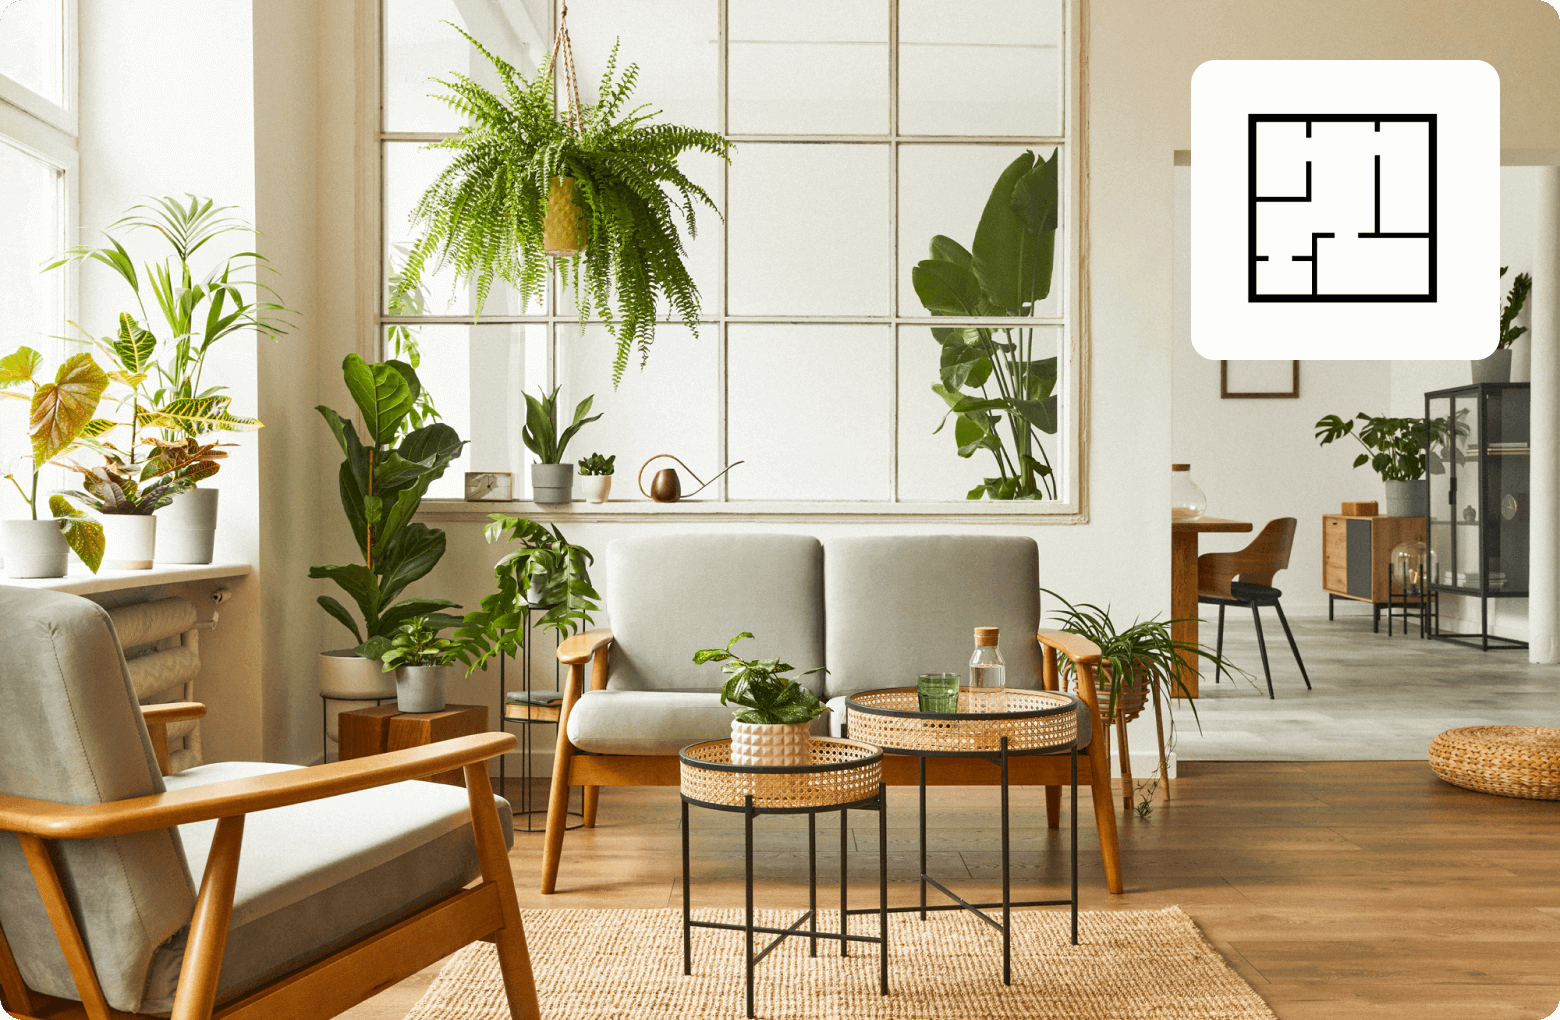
0 587 538 1020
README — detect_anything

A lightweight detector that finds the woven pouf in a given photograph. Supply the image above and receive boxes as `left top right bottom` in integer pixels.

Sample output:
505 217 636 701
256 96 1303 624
1428 726 1560 801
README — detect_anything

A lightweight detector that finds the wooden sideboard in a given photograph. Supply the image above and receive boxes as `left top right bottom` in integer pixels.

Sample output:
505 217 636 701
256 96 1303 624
1322 514 1426 631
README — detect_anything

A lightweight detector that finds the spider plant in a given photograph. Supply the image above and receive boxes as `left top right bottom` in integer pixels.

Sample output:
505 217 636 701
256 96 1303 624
402 28 732 386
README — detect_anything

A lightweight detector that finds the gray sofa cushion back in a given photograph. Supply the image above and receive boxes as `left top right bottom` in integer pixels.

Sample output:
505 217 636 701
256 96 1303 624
605 534 826 693
0 586 196 1013
823 535 1045 699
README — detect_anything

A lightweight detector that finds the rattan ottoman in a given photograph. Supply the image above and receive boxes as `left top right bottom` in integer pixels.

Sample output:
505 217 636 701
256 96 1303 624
1428 726 1560 800
679 737 888 1019
846 686 1080 987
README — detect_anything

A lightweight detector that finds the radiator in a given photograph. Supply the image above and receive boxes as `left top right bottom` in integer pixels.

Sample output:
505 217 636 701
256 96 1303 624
108 597 216 774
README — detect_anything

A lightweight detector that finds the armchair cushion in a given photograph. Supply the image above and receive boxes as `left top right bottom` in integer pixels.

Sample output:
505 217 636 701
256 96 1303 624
139 761 513 1015
604 534 825 693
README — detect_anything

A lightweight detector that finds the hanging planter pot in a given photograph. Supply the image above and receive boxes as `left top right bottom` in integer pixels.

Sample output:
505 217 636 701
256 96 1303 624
543 176 588 257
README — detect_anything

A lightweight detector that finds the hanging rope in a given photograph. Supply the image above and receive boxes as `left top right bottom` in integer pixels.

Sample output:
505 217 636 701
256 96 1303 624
550 1 584 137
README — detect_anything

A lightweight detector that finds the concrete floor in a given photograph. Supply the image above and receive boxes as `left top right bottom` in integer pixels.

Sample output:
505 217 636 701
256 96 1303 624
1171 604 1559 761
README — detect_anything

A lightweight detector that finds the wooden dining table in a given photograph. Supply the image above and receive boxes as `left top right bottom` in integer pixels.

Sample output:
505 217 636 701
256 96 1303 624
1170 516 1253 697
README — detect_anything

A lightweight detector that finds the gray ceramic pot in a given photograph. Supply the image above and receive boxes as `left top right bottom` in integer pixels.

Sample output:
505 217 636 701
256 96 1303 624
1471 349 1512 384
157 488 219 564
531 462 574 504
1383 479 1429 518
396 664 453 713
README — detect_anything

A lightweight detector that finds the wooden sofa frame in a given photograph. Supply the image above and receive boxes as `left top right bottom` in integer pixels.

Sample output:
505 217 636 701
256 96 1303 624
0 708 538 1020
543 628 1124 896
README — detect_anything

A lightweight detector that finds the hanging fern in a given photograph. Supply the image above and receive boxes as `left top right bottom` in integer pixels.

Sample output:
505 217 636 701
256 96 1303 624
404 27 732 387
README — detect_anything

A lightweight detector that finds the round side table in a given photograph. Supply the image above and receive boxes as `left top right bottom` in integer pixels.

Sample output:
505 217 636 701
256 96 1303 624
846 686 1080 986
680 737 888 1019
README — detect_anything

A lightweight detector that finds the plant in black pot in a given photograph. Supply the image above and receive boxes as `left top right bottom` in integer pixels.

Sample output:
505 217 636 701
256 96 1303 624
1314 412 1453 518
522 386 600 504
693 632 828 768
311 354 466 704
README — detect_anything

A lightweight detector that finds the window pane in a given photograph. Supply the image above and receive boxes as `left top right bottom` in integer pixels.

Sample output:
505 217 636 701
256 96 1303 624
727 144 890 315
384 0 545 133
0 139 62 518
556 324 719 499
898 0 1063 137
729 0 886 135
566 0 719 134
727 324 891 500
897 325 1063 501
381 323 547 499
0 0 64 106
898 144 1064 319
384 141 542 315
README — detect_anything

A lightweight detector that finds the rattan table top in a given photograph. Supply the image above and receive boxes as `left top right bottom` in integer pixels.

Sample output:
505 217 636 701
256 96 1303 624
679 737 884 813
846 686 1079 757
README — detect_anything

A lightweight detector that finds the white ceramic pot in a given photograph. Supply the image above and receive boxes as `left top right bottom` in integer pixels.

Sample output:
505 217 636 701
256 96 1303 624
1471 349 1512 385
578 474 612 504
396 663 454 713
100 514 157 569
1 518 69 578
1383 479 1429 518
157 488 219 564
319 649 397 700
530 462 574 504
730 719 812 768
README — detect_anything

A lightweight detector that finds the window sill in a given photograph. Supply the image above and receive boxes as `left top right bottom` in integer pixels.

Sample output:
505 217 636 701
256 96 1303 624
1 562 251 596
417 499 1085 525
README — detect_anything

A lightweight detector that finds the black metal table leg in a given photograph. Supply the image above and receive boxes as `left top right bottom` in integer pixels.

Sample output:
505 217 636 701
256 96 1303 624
745 795 755 1020
1000 736 1011 986
682 799 692 975
879 782 889 996
840 807 849 957
808 812 817 957
918 755 927 921
1071 744 1079 945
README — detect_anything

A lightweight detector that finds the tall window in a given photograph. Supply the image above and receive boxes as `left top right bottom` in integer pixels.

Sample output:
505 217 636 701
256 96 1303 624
0 0 76 518
380 0 1079 512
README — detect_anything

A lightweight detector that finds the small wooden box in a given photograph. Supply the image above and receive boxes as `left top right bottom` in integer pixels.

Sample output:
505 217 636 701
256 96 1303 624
1341 501 1379 517
338 704 488 785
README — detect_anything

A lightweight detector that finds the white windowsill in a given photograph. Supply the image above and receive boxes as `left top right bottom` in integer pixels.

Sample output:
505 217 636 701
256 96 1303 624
1 562 252 596
418 499 1085 525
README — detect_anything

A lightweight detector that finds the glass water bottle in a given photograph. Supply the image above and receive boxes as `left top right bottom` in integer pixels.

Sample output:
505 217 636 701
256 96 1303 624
969 627 1006 690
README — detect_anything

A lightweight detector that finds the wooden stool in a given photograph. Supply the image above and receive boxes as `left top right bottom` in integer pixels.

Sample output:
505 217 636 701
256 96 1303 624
338 704 489 785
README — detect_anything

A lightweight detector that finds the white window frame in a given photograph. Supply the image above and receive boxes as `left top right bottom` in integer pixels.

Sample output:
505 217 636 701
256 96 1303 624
375 0 1089 523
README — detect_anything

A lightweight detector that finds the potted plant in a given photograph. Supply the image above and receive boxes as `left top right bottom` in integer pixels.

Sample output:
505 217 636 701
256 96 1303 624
380 616 462 713
50 196 293 563
693 632 828 768
1314 412 1453 518
1473 267 1532 384
311 354 466 701
401 24 732 387
577 453 615 503
522 386 601 504
452 514 601 672
912 149 1061 500
0 347 108 576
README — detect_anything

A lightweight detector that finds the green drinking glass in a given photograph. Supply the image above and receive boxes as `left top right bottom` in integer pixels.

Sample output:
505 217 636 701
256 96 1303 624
917 672 961 713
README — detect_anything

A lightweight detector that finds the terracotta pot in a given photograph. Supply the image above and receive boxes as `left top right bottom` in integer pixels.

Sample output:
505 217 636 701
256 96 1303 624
730 719 812 767
100 514 157 569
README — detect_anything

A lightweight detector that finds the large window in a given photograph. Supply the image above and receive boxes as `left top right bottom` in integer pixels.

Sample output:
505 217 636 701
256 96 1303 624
379 0 1080 512
0 0 76 519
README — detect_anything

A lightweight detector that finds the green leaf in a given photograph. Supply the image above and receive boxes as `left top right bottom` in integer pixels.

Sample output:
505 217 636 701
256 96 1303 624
0 347 41 388
928 234 974 270
912 259 982 316
1012 396 1058 434
114 314 157 375
48 496 104 573
970 151 1037 312
377 523 447 608
317 595 363 643
139 395 261 436
31 354 109 463
308 563 382 633
342 354 415 446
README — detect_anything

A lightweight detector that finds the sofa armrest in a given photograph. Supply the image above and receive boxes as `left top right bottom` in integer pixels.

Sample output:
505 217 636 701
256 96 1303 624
557 629 614 665
0 732 517 840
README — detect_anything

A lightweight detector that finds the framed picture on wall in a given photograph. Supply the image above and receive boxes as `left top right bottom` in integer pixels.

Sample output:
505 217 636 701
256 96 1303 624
1221 361 1300 399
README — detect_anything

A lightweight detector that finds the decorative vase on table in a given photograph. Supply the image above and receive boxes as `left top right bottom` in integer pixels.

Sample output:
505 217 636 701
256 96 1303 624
1170 464 1207 521
1383 479 1429 518
99 514 157 569
396 664 452 713
157 488 219 564
0 519 69 578
1471 349 1512 385
729 719 812 768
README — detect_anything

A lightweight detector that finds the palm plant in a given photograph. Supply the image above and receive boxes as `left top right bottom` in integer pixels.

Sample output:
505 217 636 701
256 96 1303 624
402 26 732 386
914 149 1061 500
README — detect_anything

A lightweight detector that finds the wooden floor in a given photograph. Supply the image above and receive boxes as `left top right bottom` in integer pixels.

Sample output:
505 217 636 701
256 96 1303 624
341 764 1560 1020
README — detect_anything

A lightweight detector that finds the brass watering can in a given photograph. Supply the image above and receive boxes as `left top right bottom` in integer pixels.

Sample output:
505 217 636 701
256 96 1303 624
637 454 744 502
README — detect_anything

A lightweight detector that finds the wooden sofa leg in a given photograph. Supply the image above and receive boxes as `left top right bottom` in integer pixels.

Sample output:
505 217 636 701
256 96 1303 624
1044 786 1061 830
1085 742 1125 894
542 663 585 895
466 763 541 1020
583 785 600 828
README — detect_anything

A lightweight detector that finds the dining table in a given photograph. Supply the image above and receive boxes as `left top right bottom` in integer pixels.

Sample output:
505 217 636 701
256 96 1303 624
1170 516 1253 697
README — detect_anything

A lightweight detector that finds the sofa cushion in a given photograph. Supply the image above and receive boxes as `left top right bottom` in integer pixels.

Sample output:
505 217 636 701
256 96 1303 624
604 534 825 693
567 690 830 756
823 535 1046 699
826 693 1093 749
140 762 512 1014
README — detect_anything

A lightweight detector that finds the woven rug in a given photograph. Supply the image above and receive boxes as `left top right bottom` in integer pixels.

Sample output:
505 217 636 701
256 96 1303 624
407 906 1276 1019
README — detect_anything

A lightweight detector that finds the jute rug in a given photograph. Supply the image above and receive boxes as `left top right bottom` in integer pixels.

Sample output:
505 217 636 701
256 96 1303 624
406 907 1277 1019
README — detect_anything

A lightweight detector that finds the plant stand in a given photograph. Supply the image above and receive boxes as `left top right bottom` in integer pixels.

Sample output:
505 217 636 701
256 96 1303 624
846 687 1079 986
679 737 888 1020
496 606 583 833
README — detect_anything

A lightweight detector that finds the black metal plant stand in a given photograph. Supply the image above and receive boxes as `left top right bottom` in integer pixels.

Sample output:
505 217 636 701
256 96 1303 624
496 607 583 833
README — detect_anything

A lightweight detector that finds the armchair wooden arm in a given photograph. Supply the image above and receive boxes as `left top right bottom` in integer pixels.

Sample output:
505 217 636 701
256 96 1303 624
1036 628 1102 664
0 732 517 841
140 702 209 776
557 628 614 665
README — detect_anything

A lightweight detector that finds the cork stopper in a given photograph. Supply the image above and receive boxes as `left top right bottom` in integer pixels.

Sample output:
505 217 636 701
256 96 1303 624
1172 464 1191 471
974 626 999 647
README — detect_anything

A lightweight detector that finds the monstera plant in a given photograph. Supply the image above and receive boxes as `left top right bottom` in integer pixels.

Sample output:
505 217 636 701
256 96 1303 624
913 149 1060 500
310 354 466 659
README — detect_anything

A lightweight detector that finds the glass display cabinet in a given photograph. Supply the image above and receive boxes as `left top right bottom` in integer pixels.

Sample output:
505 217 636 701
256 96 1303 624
1424 382 1529 650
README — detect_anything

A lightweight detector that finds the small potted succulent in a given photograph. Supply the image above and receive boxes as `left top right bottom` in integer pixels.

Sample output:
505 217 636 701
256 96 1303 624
1473 267 1531 384
577 453 615 504
380 616 462 713
522 386 601 504
693 632 828 767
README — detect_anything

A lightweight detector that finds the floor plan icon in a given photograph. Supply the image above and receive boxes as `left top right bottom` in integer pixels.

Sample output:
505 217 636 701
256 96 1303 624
1249 113 1436 303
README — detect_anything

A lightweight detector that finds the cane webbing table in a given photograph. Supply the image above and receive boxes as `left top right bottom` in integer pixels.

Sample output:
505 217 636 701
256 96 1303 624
847 686 1080 986
679 737 888 1019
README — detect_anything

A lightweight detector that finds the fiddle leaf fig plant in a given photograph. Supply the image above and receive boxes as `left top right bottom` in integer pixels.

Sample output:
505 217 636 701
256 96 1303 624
310 354 467 659
693 632 828 725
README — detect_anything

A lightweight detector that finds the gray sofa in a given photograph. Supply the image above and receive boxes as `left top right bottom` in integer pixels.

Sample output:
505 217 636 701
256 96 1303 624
543 533 1122 896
